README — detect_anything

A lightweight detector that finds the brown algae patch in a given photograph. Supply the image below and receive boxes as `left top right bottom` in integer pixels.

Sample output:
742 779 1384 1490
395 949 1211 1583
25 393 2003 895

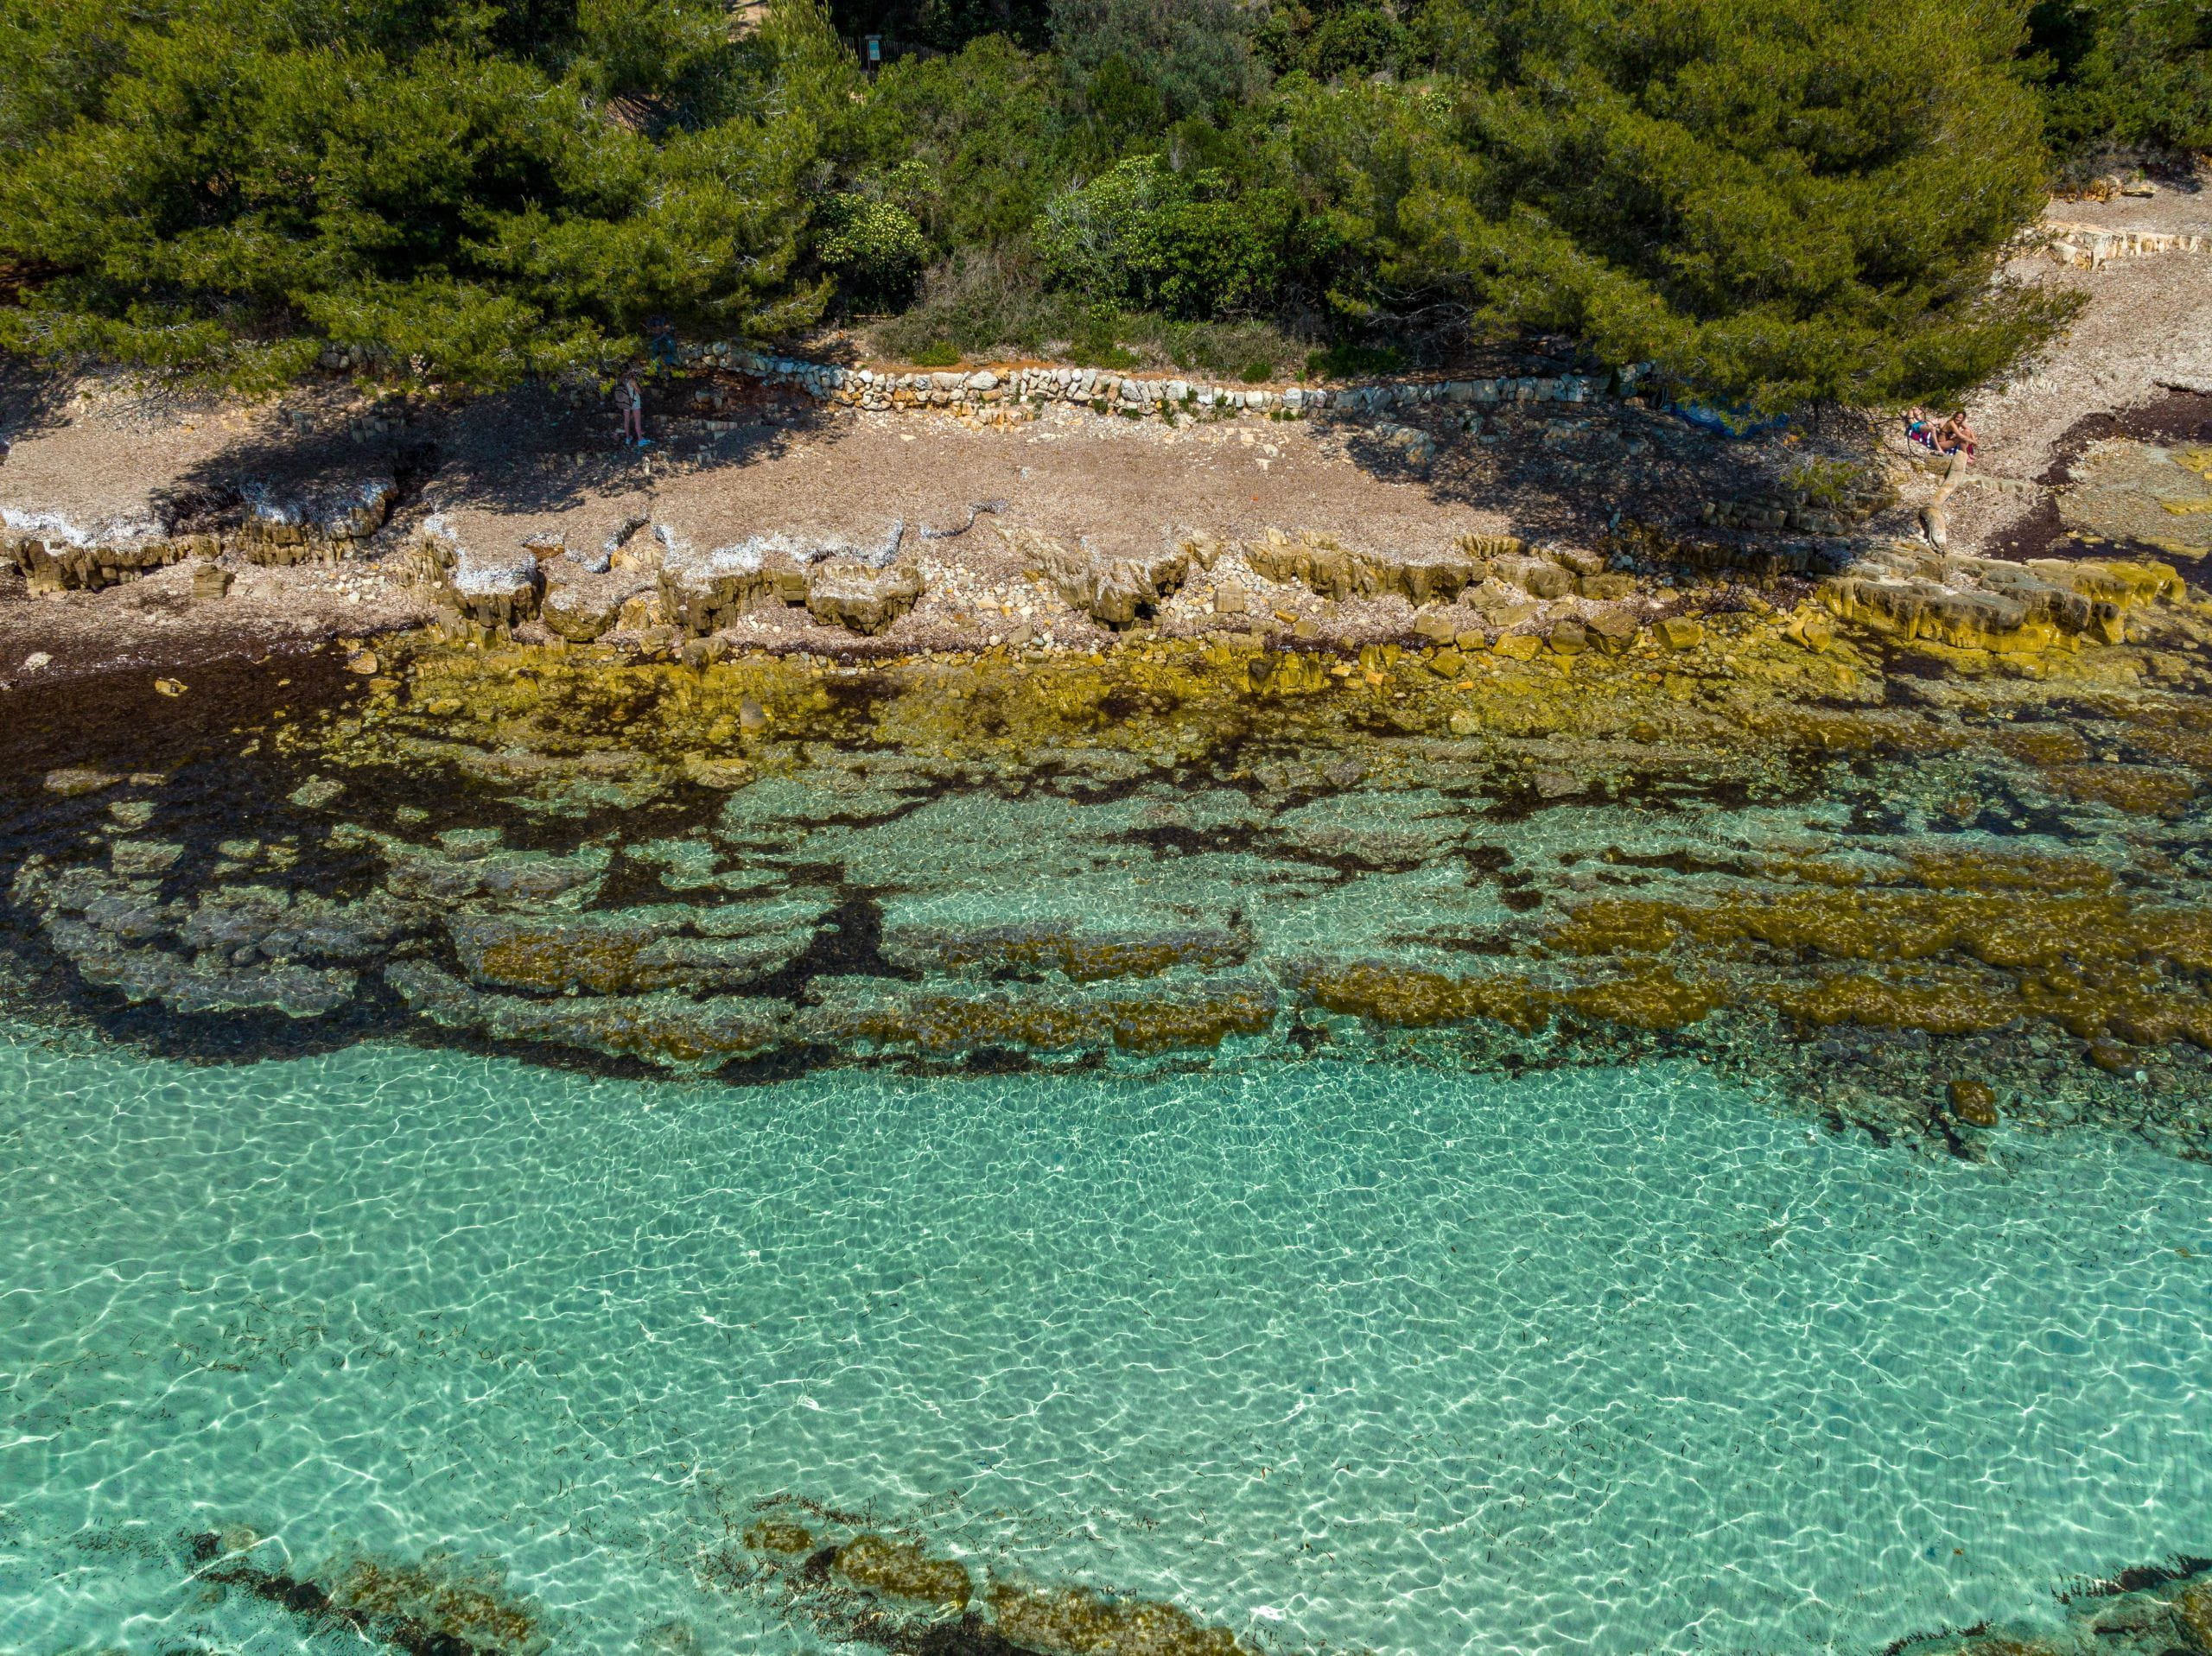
804 980 1279 1058
987 1581 1254 1656
190 1533 550 1656
733 1505 1259 1656
832 1533 976 1611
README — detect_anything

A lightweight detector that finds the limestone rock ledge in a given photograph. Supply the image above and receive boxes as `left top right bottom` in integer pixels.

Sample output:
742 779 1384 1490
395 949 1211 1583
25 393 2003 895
3 466 401 593
1010 526 1191 628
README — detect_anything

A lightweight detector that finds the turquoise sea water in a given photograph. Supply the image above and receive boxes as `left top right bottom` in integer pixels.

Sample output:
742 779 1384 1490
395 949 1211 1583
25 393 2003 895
2 1029 2209 1655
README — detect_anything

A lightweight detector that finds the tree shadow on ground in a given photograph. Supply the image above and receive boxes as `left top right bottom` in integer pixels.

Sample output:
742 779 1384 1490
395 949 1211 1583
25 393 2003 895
1337 394 1885 560
136 369 839 534
419 371 839 517
0 360 90 455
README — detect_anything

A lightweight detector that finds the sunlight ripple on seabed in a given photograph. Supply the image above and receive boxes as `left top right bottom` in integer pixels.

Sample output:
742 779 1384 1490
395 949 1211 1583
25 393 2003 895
0 1030 2206 1656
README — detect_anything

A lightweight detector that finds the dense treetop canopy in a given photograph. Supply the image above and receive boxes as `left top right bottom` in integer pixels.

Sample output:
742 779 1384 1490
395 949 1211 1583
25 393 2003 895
0 0 2195 404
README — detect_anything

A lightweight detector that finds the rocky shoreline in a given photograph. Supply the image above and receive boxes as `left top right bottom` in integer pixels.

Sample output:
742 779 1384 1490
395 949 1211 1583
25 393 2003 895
5 562 2212 1160
3 206 2211 1157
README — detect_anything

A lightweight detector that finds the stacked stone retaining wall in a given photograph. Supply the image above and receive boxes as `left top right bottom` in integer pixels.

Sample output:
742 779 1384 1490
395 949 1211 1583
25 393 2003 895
671 342 1643 424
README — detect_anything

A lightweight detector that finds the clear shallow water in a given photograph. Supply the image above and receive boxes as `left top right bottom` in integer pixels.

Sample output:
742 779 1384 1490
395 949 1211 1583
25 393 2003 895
1 1030 2208 1656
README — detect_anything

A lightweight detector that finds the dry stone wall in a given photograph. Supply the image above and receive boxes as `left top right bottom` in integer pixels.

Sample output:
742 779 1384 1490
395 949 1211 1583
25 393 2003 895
671 341 1635 425
2045 221 2212 270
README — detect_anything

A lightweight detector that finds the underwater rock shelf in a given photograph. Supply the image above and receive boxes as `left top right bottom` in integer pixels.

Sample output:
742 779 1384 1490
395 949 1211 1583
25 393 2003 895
10 556 2212 1157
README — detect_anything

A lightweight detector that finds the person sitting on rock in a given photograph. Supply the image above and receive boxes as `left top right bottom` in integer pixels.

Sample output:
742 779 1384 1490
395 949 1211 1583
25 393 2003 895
616 372 648 447
1934 411 1976 459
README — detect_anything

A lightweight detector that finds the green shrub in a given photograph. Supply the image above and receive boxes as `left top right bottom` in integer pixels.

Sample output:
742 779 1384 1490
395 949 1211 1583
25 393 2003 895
2031 0 2212 157
816 194 928 308
0 0 851 389
1307 342 1407 378
842 36 1073 251
1305 7 1410 79
1033 155 1295 318
1049 0 1262 123
909 339 963 366
1382 0 2073 409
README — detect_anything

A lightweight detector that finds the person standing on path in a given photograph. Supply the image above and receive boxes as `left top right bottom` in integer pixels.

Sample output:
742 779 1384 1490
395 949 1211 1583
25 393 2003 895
616 371 648 447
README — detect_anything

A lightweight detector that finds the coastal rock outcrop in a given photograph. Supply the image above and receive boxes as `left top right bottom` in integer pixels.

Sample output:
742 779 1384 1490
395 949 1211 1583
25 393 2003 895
232 474 399 566
416 518 543 630
804 557 925 634
2 523 201 593
1013 527 1191 628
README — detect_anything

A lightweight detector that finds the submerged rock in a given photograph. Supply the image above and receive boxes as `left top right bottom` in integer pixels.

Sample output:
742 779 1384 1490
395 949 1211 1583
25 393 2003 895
388 961 787 1069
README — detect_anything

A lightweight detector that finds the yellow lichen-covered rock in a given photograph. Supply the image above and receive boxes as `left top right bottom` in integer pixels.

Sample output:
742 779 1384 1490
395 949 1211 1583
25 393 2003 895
886 923 1246 983
1562 968 1719 1030
1247 650 1333 695
1293 962 1720 1034
1545 888 2181 972
387 961 788 1069
1294 962 1555 1032
1988 724 2091 765
681 754 756 790
1902 847 2114 892
830 1535 972 1610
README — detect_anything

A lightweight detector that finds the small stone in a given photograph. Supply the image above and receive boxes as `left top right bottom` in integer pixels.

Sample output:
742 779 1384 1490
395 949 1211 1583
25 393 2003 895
1494 633 1541 661
1657 617 1705 650
1455 630 1487 651
1447 709 1480 735
111 840 184 877
1534 768 1581 798
1414 611 1459 644
22 651 51 671
424 696 462 717
289 777 346 809
683 754 757 790
45 767 120 796
1548 618 1587 654
738 695 769 733
2085 1040 2138 1075
1946 1079 1999 1127
154 677 187 697
1429 650 1465 677
1586 606 1641 643
192 562 233 604
345 649 379 675
1214 587 1247 615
